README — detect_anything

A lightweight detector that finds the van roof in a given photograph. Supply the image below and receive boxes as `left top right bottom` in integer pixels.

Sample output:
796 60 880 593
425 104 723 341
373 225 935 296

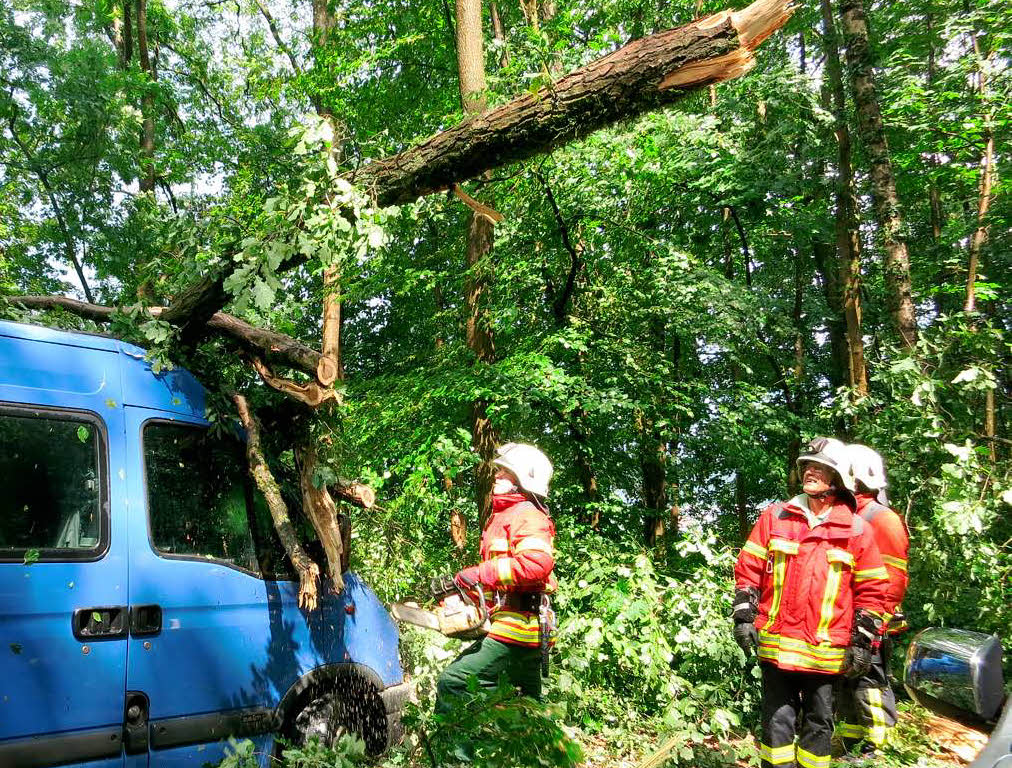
0 319 207 420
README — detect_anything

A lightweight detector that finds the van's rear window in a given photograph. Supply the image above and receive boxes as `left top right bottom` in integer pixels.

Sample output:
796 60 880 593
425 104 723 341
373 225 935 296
0 408 105 557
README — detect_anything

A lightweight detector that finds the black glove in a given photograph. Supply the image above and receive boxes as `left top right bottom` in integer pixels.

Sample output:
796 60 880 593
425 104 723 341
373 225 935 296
844 608 883 678
732 587 759 655
734 621 759 655
851 608 884 649
843 644 873 678
429 573 457 599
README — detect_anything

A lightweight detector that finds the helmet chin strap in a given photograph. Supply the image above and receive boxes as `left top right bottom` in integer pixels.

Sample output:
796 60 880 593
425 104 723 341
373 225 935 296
807 486 836 501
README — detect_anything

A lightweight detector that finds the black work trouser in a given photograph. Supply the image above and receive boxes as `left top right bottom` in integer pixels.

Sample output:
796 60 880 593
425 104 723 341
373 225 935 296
837 638 898 751
760 662 835 768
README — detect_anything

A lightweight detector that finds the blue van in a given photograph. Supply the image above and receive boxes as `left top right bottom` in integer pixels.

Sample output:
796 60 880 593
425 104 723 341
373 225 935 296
0 320 409 767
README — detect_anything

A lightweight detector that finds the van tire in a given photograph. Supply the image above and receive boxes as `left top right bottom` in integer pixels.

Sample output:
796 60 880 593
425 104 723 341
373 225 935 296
278 671 391 757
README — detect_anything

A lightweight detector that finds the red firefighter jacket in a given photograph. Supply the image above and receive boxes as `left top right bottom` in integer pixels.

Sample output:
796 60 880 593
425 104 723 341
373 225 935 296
735 494 890 674
466 493 556 647
854 493 909 631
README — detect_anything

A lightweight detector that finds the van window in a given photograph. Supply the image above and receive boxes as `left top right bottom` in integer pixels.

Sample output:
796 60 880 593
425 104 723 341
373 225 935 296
144 422 260 574
0 408 106 558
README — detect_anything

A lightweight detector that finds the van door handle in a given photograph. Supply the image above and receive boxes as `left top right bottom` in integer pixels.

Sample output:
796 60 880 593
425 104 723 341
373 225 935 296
129 604 162 636
72 606 128 640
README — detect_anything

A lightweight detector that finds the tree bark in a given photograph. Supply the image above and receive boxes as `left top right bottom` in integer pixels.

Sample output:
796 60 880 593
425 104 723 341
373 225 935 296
456 0 500 526
296 440 345 591
838 0 917 348
963 32 994 314
233 395 320 610
820 0 868 394
135 0 157 195
158 0 794 341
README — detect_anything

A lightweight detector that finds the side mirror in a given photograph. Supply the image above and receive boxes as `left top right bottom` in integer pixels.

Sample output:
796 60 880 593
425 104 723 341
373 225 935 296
905 628 1005 722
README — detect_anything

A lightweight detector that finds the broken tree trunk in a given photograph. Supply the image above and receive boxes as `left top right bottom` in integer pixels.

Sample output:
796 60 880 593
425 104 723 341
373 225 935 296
233 394 320 610
158 0 795 342
296 440 345 592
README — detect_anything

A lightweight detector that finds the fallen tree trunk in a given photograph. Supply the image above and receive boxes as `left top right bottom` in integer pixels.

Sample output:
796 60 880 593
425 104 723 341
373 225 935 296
160 0 794 340
10 295 323 376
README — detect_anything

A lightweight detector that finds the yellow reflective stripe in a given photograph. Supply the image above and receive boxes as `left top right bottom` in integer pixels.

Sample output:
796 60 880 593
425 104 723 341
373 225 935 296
796 746 831 768
827 548 854 566
488 538 509 555
495 557 514 585
838 722 867 738
816 561 844 642
489 610 540 643
742 540 767 559
767 552 789 624
759 743 795 765
769 538 799 555
513 536 552 555
758 630 846 673
866 688 889 747
854 566 888 582
882 554 907 572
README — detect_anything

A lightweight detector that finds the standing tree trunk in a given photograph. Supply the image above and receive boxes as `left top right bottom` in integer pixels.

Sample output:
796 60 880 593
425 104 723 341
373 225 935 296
456 0 499 526
838 0 917 348
822 0 868 393
135 0 156 194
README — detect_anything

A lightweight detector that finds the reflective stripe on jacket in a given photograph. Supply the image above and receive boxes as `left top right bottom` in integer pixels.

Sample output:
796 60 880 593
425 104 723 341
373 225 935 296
735 494 889 674
855 494 909 632
476 494 557 647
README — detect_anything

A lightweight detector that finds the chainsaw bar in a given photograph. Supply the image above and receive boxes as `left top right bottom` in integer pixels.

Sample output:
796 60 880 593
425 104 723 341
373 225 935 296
389 602 442 632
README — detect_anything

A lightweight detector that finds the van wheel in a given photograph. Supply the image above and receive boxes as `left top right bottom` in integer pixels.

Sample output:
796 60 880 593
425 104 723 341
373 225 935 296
280 673 390 756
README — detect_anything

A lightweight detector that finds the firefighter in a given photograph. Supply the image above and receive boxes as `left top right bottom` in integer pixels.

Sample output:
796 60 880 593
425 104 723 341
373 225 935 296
733 437 890 768
836 443 910 756
433 442 557 713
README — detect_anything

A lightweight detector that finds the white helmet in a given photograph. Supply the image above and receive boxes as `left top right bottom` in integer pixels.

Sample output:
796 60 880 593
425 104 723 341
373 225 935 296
797 437 855 493
845 443 888 492
493 442 553 498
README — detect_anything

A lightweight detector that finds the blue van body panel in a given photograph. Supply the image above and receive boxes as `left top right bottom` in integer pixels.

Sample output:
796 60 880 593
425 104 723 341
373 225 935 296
116 345 205 419
0 321 404 767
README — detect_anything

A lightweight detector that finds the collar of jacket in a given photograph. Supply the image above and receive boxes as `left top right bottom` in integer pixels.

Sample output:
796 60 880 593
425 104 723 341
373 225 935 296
491 493 529 514
783 494 855 529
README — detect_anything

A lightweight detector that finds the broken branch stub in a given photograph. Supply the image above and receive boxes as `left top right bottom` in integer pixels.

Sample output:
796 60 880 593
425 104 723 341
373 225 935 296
252 357 342 408
330 481 376 509
233 394 320 610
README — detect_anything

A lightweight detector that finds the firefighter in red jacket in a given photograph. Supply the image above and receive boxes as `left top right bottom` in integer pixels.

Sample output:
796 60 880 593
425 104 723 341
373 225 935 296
837 443 910 755
733 437 890 768
434 443 557 713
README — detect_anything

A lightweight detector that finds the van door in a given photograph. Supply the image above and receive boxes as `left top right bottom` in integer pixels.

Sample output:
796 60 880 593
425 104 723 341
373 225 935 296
0 338 128 767
123 409 290 767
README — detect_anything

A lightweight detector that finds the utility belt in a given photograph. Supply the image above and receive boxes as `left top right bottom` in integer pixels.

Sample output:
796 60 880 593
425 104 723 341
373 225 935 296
495 591 556 677
499 591 543 613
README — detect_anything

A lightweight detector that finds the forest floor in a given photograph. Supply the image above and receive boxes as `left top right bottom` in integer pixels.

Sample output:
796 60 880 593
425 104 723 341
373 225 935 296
576 709 985 768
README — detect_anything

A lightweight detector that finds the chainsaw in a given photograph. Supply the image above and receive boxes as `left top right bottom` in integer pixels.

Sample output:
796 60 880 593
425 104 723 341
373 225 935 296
390 583 490 640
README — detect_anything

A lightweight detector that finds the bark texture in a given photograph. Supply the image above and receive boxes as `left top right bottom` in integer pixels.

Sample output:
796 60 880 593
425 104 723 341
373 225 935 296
233 395 320 610
456 0 499 526
297 440 345 591
838 0 917 348
821 0 868 394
